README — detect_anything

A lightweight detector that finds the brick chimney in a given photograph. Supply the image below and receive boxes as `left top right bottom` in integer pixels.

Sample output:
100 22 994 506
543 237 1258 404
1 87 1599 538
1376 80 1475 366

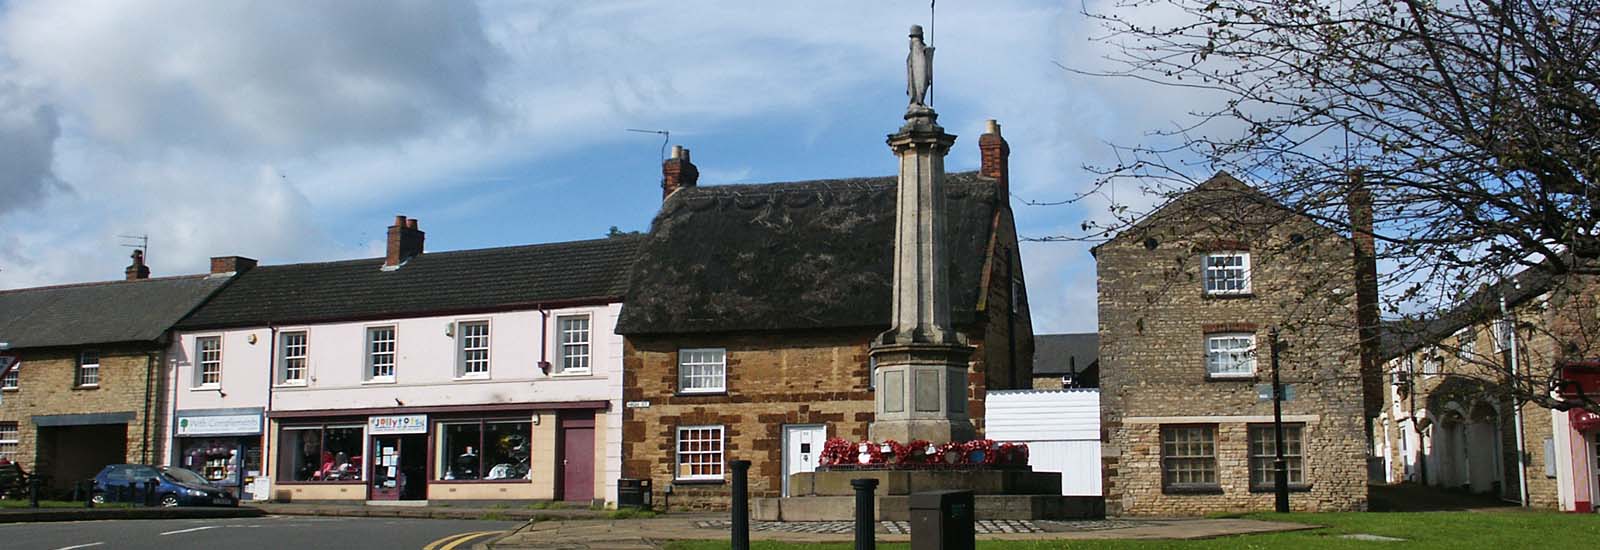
124 249 150 280
1348 169 1382 417
661 145 699 200
210 256 257 276
978 119 1010 204
384 215 425 269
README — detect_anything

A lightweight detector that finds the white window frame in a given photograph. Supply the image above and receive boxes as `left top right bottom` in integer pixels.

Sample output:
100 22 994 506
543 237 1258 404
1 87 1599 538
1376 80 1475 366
456 320 491 379
76 349 100 388
279 331 309 386
0 421 18 462
555 314 591 376
675 425 725 481
1455 328 1477 361
1205 333 1256 378
1421 349 1442 377
195 336 223 388
366 325 397 383
1203 252 1252 295
677 348 727 394
1 358 18 390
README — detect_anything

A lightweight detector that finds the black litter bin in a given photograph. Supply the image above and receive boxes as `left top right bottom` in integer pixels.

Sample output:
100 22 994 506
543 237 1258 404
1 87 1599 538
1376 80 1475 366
618 478 653 509
910 489 974 550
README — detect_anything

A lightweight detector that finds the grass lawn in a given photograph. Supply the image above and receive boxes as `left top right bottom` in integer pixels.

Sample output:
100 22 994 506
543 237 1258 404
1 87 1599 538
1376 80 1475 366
665 510 1599 549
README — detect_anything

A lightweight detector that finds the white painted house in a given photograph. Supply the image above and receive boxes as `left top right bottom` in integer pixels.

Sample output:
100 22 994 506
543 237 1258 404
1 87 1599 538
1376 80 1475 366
165 217 640 505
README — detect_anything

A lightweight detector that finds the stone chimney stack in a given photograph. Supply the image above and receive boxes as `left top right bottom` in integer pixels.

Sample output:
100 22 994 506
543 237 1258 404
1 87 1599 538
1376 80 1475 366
384 215 426 269
978 119 1010 202
210 256 258 277
125 249 151 280
661 145 699 200
1348 170 1383 417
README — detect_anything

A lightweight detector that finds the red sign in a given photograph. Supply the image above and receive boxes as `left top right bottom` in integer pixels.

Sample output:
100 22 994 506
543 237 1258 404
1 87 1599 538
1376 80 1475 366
1570 408 1600 433
1558 362 1600 401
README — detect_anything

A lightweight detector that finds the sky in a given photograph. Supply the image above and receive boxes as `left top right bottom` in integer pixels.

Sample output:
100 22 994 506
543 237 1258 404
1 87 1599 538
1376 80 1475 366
0 0 1208 335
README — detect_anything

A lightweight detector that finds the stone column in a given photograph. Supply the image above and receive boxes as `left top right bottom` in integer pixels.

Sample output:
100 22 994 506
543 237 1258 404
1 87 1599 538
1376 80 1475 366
869 110 977 444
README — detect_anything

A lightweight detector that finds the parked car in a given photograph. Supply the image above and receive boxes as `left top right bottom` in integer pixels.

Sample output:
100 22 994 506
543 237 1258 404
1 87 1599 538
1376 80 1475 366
92 464 237 507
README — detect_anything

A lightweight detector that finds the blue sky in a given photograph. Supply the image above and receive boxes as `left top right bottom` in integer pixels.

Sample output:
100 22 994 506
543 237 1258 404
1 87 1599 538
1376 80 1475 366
0 1 1210 334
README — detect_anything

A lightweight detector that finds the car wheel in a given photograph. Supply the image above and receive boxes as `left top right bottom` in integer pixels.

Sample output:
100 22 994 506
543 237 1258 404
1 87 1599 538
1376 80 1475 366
91 492 105 505
161 494 180 507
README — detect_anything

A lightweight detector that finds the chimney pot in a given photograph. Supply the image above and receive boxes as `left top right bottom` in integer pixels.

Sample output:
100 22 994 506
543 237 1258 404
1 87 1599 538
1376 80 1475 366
985 119 1001 136
661 144 700 201
384 215 426 269
124 249 150 280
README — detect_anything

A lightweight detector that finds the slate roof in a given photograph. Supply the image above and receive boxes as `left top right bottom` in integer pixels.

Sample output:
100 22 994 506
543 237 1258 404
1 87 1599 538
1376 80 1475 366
615 171 1001 335
1377 267 1556 361
0 275 232 349
1033 333 1098 376
177 236 644 330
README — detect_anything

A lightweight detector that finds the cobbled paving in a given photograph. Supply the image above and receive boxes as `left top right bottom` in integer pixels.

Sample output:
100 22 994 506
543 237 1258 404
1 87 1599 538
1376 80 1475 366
696 519 1137 534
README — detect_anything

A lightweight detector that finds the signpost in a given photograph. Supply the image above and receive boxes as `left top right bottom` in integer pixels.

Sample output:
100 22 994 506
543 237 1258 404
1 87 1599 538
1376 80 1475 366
1269 328 1290 514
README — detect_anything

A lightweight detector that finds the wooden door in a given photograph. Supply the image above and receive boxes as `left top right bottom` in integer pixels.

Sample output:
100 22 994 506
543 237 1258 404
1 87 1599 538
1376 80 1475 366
560 415 595 502
369 436 401 500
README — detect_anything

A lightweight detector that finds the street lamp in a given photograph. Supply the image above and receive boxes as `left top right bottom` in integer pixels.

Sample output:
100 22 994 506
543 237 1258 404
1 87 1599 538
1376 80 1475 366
1269 328 1290 513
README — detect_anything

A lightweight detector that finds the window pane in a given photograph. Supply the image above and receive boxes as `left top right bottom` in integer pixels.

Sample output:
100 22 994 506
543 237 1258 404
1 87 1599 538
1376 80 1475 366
678 349 726 392
198 337 222 386
281 332 308 383
559 316 590 373
1161 425 1217 487
483 421 533 480
368 327 395 380
0 422 18 461
1204 253 1250 294
1247 424 1305 488
443 423 484 480
3 361 19 389
676 426 724 480
1206 334 1255 375
78 350 100 386
459 322 490 376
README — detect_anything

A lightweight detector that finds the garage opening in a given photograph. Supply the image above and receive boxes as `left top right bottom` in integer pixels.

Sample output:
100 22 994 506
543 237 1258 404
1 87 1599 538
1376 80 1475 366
36 424 128 495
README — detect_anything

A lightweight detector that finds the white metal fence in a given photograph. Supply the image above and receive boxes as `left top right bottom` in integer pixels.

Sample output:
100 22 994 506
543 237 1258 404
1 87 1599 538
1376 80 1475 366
985 388 1102 496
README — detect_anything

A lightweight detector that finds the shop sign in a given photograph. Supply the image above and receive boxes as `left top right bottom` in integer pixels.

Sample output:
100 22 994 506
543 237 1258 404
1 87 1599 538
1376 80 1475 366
177 414 262 436
1570 408 1600 433
368 414 428 434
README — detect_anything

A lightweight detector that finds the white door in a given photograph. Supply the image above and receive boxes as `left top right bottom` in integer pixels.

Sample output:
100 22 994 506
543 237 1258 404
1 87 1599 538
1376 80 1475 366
782 425 826 497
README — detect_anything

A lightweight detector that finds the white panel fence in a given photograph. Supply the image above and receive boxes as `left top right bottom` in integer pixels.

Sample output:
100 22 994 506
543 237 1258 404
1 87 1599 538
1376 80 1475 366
985 388 1102 496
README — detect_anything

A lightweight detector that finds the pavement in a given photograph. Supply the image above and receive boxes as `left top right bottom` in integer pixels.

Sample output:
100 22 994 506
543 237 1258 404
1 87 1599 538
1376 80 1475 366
0 515 524 550
250 501 610 522
483 514 1319 549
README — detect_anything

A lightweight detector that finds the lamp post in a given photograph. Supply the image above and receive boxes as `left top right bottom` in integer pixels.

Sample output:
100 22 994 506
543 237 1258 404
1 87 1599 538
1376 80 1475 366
1269 328 1290 513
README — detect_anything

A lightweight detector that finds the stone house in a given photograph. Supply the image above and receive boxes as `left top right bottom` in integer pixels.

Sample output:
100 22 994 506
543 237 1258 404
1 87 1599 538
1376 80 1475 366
615 125 1035 510
168 216 640 505
0 252 232 494
1096 173 1378 515
1376 268 1600 512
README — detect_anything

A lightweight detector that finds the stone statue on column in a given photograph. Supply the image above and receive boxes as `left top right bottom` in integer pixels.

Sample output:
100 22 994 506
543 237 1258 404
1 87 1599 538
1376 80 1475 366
906 25 935 116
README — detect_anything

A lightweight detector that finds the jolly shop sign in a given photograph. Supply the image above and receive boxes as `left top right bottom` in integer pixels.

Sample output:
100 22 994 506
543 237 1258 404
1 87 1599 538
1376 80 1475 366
369 414 428 435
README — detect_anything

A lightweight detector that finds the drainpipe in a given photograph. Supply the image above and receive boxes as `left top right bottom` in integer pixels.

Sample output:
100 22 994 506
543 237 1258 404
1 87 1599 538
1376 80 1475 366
1501 294 1530 506
142 349 156 464
168 343 182 467
264 325 278 485
538 306 551 376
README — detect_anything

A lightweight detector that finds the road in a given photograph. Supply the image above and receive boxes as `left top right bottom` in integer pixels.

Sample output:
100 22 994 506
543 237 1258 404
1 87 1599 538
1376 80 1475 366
0 515 524 550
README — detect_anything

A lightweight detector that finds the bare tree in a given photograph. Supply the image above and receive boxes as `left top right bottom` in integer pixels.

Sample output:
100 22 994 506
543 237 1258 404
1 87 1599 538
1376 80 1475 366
1065 0 1599 409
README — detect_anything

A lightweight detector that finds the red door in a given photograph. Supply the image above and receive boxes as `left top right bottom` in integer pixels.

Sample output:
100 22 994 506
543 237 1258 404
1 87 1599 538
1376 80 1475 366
560 414 595 502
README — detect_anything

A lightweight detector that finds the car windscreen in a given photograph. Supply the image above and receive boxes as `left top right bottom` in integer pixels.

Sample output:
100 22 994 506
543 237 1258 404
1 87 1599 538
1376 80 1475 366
162 467 211 486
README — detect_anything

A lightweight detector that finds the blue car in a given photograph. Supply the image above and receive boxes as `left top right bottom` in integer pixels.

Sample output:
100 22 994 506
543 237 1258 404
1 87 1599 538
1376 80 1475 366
92 464 238 507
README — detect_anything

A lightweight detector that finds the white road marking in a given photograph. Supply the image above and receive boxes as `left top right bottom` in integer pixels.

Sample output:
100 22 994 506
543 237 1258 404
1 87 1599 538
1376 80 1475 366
53 543 104 550
160 525 221 535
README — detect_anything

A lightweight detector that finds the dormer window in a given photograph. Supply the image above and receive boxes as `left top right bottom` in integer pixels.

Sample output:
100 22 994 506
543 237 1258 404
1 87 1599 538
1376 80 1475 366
1203 252 1251 295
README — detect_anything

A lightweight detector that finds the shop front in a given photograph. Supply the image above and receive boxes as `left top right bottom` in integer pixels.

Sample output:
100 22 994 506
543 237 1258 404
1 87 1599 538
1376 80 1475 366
1559 362 1599 513
172 408 264 500
268 403 603 503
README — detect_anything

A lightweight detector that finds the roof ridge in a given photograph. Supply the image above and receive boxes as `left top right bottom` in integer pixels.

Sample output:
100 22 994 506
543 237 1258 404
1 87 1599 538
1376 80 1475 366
250 234 646 271
685 170 987 192
0 273 211 295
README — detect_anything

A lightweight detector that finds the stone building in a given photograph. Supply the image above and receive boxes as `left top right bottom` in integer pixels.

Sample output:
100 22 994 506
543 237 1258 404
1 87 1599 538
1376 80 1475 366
1096 173 1377 515
616 124 1035 510
1376 268 1600 512
0 252 232 494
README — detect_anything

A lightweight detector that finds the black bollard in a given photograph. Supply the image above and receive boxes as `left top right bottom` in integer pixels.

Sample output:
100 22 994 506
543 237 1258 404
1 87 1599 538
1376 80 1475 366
730 460 752 550
145 479 159 507
28 475 39 508
851 478 879 550
83 480 94 508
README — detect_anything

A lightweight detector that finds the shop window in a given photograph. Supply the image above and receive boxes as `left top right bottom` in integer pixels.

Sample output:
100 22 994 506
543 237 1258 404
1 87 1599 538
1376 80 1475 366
678 348 726 394
179 438 257 487
196 336 222 387
676 425 725 481
0 422 17 461
456 321 490 378
76 349 100 387
1203 252 1251 295
439 419 532 480
1205 333 1256 378
279 425 363 482
557 315 590 375
1247 424 1306 490
367 326 396 382
1161 425 1218 492
279 332 308 385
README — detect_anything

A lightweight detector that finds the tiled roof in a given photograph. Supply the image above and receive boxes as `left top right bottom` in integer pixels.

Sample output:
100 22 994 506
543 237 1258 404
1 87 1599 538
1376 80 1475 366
0 275 231 348
1033 333 1098 375
177 236 643 330
616 171 1000 335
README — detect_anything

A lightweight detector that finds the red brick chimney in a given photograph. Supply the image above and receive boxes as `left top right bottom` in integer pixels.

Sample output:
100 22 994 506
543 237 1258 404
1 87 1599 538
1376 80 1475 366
384 215 425 269
1348 169 1382 417
210 256 258 276
978 119 1010 204
125 249 150 280
661 145 699 200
